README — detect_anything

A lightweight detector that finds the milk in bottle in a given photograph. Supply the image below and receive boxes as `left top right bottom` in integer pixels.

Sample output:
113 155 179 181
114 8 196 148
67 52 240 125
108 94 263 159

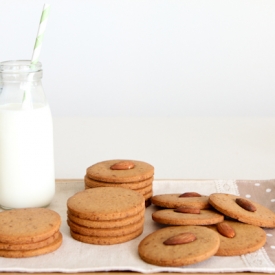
0 60 55 209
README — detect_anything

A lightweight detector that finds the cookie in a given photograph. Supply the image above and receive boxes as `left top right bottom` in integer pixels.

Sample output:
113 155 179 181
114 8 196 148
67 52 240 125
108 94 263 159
207 220 266 256
138 225 220 266
136 185 152 196
0 233 62 258
209 193 275 228
142 190 153 200
0 208 61 244
67 209 145 229
86 159 154 183
84 175 153 190
67 187 145 221
85 182 152 197
67 216 144 237
0 231 60 251
83 184 152 207
70 227 143 245
151 193 210 209
152 209 224 226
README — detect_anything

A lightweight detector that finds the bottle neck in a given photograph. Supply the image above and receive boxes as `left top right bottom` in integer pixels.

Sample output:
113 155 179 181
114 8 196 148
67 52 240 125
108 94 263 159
0 60 46 108
0 60 43 83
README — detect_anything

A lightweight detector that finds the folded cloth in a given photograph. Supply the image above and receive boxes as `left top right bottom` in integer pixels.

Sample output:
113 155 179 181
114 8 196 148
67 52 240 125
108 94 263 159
0 179 275 273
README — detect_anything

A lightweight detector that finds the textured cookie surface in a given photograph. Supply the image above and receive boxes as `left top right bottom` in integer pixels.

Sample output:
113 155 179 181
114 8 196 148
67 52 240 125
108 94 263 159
138 225 220 266
142 190 153 201
209 193 275 228
70 227 143 245
207 220 266 256
67 187 145 220
85 182 152 197
84 175 153 190
68 209 145 229
151 194 210 209
152 209 224 225
0 233 62 258
0 231 60 251
67 216 144 237
86 159 154 183
0 208 61 244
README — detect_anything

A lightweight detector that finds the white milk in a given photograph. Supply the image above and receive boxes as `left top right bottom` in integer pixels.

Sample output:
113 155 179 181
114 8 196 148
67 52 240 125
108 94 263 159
0 103 55 209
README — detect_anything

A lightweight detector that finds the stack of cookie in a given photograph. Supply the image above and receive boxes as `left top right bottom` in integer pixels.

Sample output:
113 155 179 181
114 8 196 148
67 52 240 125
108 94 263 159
84 159 154 206
150 191 224 226
0 208 62 258
67 186 145 245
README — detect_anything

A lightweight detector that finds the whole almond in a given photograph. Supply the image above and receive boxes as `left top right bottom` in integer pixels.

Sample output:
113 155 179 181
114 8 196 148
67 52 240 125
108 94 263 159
174 206 200 214
179 192 202 198
163 232 196 245
110 161 135 170
235 198 257 212
217 222 235 238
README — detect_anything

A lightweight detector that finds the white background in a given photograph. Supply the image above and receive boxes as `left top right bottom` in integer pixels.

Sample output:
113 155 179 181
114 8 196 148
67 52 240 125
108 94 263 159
1 0 275 180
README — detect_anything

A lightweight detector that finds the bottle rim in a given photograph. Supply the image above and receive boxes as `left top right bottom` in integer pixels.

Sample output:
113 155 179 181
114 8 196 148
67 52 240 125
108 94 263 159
0 60 42 73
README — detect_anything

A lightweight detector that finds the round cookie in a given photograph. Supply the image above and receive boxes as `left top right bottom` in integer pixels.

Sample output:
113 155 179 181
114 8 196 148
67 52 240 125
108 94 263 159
138 225 220 267
151 194 210 209
70 227 143 245
141 190 153 201
207 220 266 256
67 217 144 237
152 209 224 226
0 231 60 251
84 182 152 197
82 187 152 207
0 208 61 244
0 233 62 258
135 185 152 196
86 159 154 183
67 187 145 221
209 193 275 228
84 175 153 190
209 221 266 256
67 209 145 229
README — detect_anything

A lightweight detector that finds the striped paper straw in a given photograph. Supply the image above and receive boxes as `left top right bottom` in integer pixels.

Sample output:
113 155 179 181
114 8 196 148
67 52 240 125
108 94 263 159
31 3 51 64
22 4 51 109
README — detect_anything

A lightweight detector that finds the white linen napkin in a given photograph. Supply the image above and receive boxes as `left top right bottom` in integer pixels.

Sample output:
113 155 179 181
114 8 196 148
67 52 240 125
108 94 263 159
0 179 275 273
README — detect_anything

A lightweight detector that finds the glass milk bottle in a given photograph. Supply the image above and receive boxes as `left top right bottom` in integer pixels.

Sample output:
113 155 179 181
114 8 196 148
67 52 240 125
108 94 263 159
0 60 55 209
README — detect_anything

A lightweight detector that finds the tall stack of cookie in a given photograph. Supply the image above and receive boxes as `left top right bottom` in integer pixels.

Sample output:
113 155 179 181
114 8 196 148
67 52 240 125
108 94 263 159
0 208 62 258
67 186 145 245
84 159 154 206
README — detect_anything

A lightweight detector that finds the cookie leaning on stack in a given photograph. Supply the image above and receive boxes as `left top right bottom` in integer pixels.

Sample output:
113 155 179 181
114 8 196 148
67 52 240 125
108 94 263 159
67 187 145 245
209 193 275 228
207 220 267 256
0 208 62 258
85 159 154 206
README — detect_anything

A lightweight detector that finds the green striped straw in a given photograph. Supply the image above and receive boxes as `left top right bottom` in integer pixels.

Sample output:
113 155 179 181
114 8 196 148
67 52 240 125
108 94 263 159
31 3 51 65
22 3 51 109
